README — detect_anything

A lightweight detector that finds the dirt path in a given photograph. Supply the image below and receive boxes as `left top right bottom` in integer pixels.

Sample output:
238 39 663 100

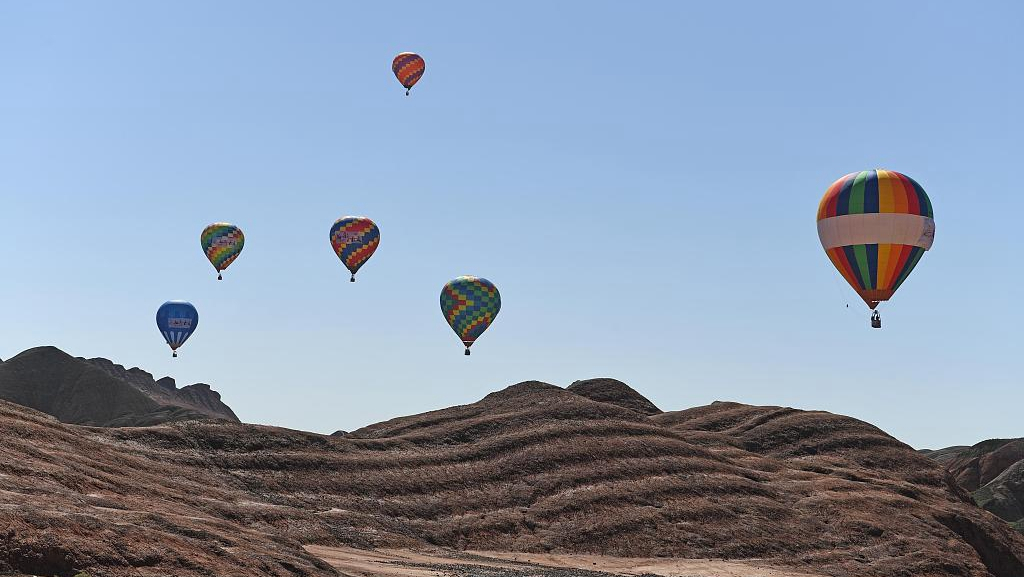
305 545 826 577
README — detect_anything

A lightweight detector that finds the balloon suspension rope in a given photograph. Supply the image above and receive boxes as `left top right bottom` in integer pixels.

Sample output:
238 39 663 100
350 274 356 282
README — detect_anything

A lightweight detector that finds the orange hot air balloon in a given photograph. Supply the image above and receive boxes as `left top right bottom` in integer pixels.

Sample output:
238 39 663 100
392 52 425 96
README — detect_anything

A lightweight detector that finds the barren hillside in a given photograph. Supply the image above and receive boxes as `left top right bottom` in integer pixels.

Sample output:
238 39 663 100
924 439 1024 534
1 377 1022 576
0 346 237 426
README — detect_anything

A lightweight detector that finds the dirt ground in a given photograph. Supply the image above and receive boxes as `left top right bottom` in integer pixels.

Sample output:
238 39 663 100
306 545 826 577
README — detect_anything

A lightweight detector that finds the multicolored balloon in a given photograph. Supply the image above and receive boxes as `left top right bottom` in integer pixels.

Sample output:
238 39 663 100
817 170 935 312
392 52 425 96
156 301 199 358
330 216 380 282
201 223 244 280
440 276 500 355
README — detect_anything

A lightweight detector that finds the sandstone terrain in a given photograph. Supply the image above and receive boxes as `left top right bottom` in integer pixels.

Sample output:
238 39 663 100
0 349 1021 576
923 439 1024 534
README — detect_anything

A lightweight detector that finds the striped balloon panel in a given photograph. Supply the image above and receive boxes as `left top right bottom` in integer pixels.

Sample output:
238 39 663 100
162 330 193 349
817 170 933 219
330 217 380 275
440 276 501 346
825 243 925 292
392 52 425 89
155 301 199 351
201 223 245 272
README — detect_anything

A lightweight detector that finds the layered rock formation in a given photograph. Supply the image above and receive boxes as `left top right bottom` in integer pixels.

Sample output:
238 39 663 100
924 439 1024 534
0 346 237 427
0 377 1021 576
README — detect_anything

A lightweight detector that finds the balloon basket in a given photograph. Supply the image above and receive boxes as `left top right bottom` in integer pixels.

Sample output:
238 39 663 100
172 351 178 358
350 274 356 283
217 273 223 281
464 347 471 356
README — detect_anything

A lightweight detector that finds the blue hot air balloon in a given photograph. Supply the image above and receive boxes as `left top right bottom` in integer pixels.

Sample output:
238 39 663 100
156 301 199 357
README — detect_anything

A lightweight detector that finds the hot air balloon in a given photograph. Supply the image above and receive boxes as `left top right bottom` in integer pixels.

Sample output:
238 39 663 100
201 223 244 280
330 217 380 282
392 52 425 96
816 170 935 328
156 301 199 357
440 276 500 355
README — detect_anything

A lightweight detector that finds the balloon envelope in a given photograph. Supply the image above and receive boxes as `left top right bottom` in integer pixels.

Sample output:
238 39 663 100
156 301 199 354
816 170 935 309
440 276 500 353
330 217 380 280
201 223 244 278
392 52 425 92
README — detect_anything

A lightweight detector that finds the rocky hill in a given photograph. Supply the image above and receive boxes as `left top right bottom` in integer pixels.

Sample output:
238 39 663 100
83 354 237 421
923 439 1024 534
566 377 662 415
0 346 237 427
0 377 1022 576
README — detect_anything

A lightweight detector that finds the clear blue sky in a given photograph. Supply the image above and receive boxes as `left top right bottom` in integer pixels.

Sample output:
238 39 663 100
1 2 1020 449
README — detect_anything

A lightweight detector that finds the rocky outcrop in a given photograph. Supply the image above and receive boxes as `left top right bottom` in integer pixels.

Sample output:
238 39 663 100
926 438 1024 535
567 378 662 415
85 357 238 422
0 346 238 427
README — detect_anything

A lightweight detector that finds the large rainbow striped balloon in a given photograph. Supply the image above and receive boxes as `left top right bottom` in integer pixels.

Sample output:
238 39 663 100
817 170 935 310
201 223 244 280
330 216 380 282
392 52 425 95
440 276 501 355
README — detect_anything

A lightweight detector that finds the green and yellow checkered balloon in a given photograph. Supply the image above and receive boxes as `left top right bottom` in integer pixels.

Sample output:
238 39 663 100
440 276 500 356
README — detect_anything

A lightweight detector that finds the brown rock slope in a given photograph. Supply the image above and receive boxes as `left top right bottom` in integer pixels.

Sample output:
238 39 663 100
0 346 237 426
1 379 1023 576
84 355 237 422
566 378 662 415
923 439 1024 533
0 401 335 577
